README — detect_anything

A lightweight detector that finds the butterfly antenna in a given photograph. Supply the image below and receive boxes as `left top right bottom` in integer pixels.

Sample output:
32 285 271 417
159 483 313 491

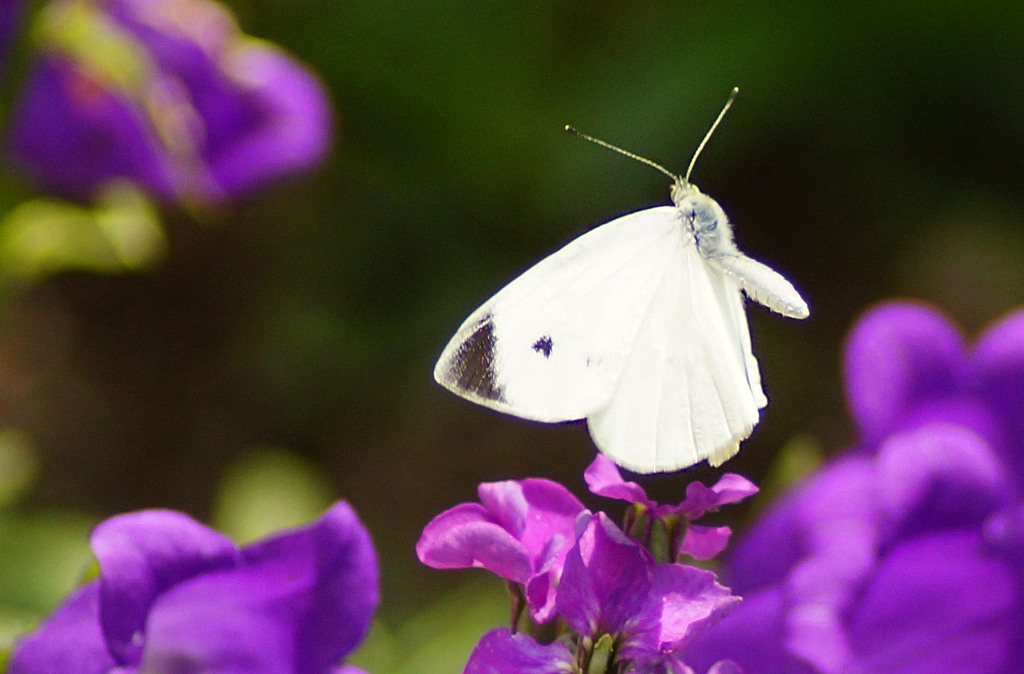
565 125 678 181
685 86 739 183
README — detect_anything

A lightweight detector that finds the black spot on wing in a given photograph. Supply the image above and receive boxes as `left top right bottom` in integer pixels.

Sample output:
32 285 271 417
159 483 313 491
532 335 553 358
451 316 504 402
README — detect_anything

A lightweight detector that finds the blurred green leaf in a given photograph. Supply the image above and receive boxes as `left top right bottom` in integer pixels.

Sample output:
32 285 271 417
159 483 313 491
211 445 337 544
0 606 41 654
753 434 826 516
33 0 154 93
0 511 96 647
346 619 400 674
349 576 508 674
0 182 165 280
0 430 38 509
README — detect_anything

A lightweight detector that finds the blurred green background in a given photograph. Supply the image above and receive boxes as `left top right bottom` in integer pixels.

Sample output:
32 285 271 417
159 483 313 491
1 1 1024 671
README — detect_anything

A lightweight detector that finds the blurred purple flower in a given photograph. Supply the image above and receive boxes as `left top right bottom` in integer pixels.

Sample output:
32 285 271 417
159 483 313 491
686 301 1024 674
585 455 757 560
7 0 331 203
416 477 586 622
9 55 179 200
9 502 378 674
464 513 740 674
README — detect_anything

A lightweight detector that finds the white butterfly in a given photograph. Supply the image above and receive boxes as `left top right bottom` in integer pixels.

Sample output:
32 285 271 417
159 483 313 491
434 89 808 473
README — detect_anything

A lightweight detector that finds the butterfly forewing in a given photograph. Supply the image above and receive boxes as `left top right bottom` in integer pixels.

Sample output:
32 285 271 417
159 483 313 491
434 207 684 422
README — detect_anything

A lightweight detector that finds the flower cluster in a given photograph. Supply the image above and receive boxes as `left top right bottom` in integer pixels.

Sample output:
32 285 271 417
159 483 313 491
9 502 379 674
417 456 756 673
684 302 1024 674
7 0 331 203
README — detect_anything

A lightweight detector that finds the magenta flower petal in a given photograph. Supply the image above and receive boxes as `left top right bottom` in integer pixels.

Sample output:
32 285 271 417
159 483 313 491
556 513 653 639
523 538 572 624
202 44 332 198
584 454 653 506
895 397 1003 463
584 456 756 521
984 502 1024 558
90 508 239 664
682 587 798 674
464 628 573 674
10 0 332 203
677 475 758 520
557 513 737 667
843 302 965 444
478 479 585 563
848 531 1017 673
974 307 1024 477
141 570 299 674
623 652 696 673
417 478 584 621
680 525 732 560
139 503 376 674
107 0 333 202
875 423 1013 541
11 501 377 674
727 455 877 593
974 307 1024 403
7 55 177 200
782 520 877 671
241 501 379 671
7 583 117 674
786 607 848 673
640 563 739 653
586 456 755 560
415 502 532 581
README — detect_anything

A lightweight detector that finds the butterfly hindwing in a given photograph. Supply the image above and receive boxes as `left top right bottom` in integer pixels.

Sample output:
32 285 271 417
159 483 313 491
587 245 763 472
434 207 685 422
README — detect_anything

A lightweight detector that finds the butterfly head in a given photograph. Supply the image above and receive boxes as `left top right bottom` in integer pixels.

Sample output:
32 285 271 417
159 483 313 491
670 177 699 208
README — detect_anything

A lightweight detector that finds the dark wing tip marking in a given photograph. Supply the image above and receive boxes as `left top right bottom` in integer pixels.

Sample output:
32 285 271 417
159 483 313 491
531 335 554 358
450 315 505 402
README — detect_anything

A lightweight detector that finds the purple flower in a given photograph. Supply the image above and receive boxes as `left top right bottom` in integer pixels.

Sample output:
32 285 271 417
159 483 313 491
464 513 740 674
464 629 574 674
9 55 180 200
416 477 586 622
7 0 331 203
9 501 378 674
685 302 1024 673
585 455 757 560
